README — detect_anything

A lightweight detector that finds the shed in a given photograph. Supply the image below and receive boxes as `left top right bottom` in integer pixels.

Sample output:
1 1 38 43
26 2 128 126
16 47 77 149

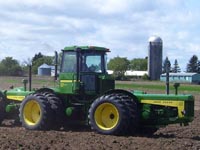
125 71 148 77
160 73 200 83
38 63 51 76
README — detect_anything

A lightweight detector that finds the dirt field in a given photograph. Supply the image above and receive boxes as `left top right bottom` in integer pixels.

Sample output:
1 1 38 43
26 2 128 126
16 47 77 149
0 77 200 150
0 111 199 150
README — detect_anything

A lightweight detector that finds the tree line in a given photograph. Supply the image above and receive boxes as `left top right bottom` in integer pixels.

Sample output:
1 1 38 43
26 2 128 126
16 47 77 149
0 53 199 77
0 53 53 76
108 55 200 79
162 57 181 73
107 57 147 79
163 55 200 74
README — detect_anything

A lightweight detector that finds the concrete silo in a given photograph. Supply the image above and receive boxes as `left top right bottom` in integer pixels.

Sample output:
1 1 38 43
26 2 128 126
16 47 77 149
148 36 163 80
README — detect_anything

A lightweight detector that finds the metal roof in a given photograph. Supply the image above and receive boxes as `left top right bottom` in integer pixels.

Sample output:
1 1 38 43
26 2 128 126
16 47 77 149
161 73 198 77
38 63 51 69
63 46 110 52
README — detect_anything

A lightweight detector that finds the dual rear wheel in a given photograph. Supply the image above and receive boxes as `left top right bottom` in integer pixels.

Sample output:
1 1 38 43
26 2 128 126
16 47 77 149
19 92 63 130
19 92 144 135
20 92 139 135
88 93 139 135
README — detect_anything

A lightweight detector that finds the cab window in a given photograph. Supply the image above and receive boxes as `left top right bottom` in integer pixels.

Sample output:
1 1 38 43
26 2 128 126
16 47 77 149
61 52 77 72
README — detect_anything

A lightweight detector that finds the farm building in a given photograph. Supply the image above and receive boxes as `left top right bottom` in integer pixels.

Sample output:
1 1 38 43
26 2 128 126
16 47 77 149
107 70 148 78
125 71 148 77
38 63 51 76
160 73 200 83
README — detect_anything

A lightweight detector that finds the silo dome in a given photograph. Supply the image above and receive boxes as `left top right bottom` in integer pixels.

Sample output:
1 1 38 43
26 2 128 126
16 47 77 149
148 36 162 44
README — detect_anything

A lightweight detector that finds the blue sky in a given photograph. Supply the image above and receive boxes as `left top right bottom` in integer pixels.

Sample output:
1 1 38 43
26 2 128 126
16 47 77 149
0 0 200 71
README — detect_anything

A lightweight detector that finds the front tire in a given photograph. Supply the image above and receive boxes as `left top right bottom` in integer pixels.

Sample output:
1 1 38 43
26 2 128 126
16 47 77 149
88 94 130 135
19 94 53 130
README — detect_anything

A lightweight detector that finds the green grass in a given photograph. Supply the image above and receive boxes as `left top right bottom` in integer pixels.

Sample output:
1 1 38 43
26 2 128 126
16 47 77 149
0 76 55 89
116 83 166 90
115 81 200 94
0 76 199 95
3 79 21 84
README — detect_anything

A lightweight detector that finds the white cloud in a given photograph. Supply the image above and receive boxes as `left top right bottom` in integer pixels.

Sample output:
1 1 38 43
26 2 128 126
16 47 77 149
0 0 199 71
91 0 132 15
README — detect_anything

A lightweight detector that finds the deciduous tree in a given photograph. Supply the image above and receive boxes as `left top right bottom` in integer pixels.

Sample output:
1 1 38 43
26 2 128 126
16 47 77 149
0 57 22 76
108 56 130 80
129 58 147 71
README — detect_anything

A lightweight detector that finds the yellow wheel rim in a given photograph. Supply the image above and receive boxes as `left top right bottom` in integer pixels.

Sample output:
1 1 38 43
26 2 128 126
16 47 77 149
23 100 41 125
94 103 119 130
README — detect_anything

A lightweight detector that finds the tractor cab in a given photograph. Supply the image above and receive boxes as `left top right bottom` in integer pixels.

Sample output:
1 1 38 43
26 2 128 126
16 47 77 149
58 46 114 95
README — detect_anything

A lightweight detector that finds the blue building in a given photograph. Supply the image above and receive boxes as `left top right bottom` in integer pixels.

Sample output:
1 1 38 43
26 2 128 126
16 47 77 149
160 73 200 84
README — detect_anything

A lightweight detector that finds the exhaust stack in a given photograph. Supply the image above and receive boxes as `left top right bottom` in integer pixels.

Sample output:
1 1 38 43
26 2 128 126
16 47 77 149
54 51 58 81
29 65 32 91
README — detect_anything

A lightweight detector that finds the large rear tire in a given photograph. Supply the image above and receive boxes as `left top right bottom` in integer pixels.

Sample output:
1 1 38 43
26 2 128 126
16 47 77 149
19 94 53 130
115 93 139 134
41 92 65 129
88 94 131 135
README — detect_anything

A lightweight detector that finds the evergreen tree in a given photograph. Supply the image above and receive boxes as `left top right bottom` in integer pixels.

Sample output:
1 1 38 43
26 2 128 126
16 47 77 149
198 61 200 73
162 57 171 73
172 59 181 73
186 55 198 72
32 52 43 62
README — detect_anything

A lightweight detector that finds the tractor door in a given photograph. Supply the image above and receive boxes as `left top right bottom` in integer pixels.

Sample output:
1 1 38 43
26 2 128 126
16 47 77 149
79 51 107 94
59 51 80 94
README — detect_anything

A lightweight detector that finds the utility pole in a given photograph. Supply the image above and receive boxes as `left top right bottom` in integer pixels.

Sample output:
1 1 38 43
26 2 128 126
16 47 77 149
166 57 170 94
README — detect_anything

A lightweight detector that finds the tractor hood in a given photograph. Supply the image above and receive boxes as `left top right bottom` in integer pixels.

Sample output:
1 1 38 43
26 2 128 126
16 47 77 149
5 87 33 101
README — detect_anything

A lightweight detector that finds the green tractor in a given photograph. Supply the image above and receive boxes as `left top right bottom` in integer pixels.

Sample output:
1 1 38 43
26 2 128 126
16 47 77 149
0 46 194 135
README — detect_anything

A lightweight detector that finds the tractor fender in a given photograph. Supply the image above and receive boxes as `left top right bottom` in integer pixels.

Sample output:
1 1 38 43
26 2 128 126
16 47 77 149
104 89 139 103
35 88 55 94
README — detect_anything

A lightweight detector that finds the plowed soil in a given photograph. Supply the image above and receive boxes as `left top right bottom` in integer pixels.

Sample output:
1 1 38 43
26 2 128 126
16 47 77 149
0 77 200 150
1 111 200 150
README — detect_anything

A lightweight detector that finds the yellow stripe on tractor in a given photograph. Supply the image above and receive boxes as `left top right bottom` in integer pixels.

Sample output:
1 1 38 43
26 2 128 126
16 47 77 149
7 96 25 101
60 80 73 83
60 80 73 88
141 100 185 118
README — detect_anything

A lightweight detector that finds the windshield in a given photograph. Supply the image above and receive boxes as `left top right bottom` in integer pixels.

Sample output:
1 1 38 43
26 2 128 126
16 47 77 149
60 51 107 73
61 52 77 72
81 52 106 73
